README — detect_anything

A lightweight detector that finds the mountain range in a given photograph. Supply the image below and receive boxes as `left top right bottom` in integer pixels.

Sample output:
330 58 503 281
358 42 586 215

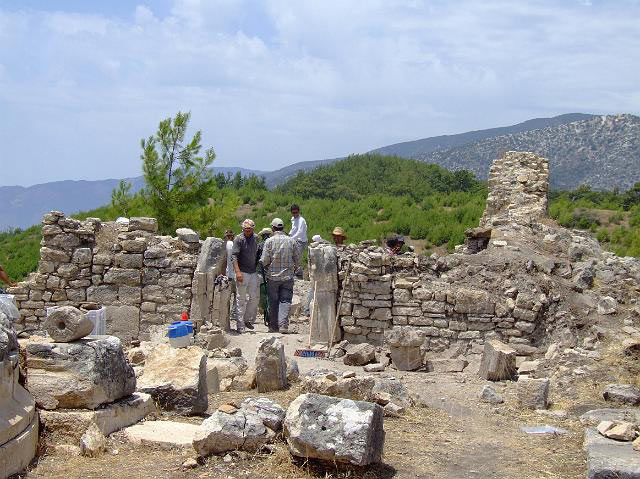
2 112 639 230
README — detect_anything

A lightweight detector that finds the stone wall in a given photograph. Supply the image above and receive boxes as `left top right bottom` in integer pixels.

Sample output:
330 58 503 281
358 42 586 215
480 151 549 227
336 244 545 352
8 212 207 342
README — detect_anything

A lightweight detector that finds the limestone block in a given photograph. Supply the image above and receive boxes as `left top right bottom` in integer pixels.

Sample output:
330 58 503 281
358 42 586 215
255 336 287 393
284 393 385 466
584 428 640 478
240 397 286 431
516 376 550 409
343 343 376 366
192 410 270 457
121 239 147 253
115 253 143 269
72 248 93 265
176 228 199 243
603 384 640 406
105 305 140 343
478 340 517 381
128 217 158 232
195 237 225 274
425 358 468 373
0 412 38 478
25 336 136 410
454 288 494 314
103 268 141 286
44 306 94 342
136 344 208 415
125 420 199 448
39 392 155 441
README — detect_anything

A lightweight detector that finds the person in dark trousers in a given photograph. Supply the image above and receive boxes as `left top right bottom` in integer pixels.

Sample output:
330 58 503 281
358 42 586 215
256 227 272 325
231 219 259 333
260 218 300 333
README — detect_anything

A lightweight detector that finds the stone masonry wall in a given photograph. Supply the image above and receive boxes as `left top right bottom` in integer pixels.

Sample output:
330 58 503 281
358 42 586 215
7 212 204 342
337 244 546 352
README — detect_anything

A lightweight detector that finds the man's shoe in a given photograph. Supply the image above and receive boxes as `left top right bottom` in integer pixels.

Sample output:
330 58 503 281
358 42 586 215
279 328 289 334
244 322 254 330
268 328 279 333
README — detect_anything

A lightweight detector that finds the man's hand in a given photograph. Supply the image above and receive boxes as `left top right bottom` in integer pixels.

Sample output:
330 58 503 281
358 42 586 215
236 271 244 284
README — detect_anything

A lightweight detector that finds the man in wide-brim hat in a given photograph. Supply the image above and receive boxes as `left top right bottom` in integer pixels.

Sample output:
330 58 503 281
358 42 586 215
332 226 347 246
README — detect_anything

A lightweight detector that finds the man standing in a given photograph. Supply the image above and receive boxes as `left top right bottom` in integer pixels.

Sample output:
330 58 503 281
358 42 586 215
260 218 300 333
332 227 347 246
288 204 307 278
232 219 259 333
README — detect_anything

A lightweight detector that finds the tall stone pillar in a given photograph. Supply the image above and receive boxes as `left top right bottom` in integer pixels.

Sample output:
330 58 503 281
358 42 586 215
308 242 340 344
189 237 226 331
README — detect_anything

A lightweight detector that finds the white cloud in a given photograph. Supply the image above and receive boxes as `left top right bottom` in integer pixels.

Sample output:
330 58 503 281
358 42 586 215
0 0 639 186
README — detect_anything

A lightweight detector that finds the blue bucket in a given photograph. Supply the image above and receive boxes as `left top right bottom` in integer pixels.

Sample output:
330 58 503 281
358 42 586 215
167 323 190 339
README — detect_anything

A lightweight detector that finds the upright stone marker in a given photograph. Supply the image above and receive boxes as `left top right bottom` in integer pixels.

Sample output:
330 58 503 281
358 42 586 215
255 336 287 392
478 340 517 381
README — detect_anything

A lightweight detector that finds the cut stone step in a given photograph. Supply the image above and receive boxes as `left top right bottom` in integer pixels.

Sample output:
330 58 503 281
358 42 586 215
124 420 201 448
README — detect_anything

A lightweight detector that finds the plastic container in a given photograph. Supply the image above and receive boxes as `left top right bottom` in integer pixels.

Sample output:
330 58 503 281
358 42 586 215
167 321 192 348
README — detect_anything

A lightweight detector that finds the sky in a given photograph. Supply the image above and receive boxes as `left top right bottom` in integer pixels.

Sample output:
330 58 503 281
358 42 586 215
1 0 639 187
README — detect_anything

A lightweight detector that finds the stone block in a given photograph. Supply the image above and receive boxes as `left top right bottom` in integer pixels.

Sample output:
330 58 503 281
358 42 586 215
115 253 143 269
390 346 422 371
121 239 147 253
284 393 385 466
343 343 376 366
103 268 141 286
128 217 158 233
25 336 136 410
193 410 270 457
425 358 468 373
516 376 550 409
602 384 640 406
39 392 155 440
125 420 199 448
454 288 494 314
478 340 516 381
255 336 287 393
105 305 140 343
136 344 208 415
584 428 640 478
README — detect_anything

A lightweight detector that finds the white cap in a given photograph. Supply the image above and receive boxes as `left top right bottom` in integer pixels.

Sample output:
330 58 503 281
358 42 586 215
312 234 322 242
271 218 284 228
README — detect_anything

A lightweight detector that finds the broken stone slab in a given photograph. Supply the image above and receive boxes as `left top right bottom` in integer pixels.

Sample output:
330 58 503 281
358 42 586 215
581 408 640 427
229 367 256 391
44 306 94 342
209 357 248 392
384 326 425 347
128 217 157 233
478 340 517 381
239 397 286 432
136 344 208 415
343 343 376 366
584 428 640 478
597 420 638 441
25 335 136 410
255 336 287 393
39 392 155 441
425 358 469 373
286 357 300 383
0 413 39 478
363 363 385 373
479 385 504 404
125 420 200 448
517 376 550 410
517 360 539 375
284 393 385 466
603 384 640 406
192 410 271 457
389 346 422 371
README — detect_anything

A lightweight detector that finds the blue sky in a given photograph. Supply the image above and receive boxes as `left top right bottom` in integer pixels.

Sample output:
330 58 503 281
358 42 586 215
1 0 639 186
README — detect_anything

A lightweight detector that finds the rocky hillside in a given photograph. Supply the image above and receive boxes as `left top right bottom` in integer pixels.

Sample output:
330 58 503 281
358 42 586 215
414 114 640 190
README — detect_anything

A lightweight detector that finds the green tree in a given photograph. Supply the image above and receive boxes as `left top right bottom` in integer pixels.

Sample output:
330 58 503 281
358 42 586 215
141 111 216 233
110 180 133 217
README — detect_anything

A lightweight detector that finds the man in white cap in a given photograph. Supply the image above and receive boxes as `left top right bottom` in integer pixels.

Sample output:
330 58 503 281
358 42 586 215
231 219 259 333
260 217 300 333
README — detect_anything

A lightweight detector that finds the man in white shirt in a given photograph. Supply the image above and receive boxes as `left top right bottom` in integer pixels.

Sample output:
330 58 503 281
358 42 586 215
288 204 307 278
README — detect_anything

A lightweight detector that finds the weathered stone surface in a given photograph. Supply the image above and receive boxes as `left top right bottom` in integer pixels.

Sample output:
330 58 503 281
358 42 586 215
136 344 208 415
343 343 376 366
192 410 270 457
240 397 286 431
0 414 39 478
597 296 618 315
597 420 637 441
478 340 517 381
425 358 468 373
105 305 140 343
480 385 504 404
80 423 106 457
581 408 640 428
129 217 158 232
125 420 200 448
286 357 300 383
584 428 640 478
44 306 94 342
39 392 155 440
25 336 136 410
384 326 424 347
284 393 385 466
390 346 422 371
195 237 226 274
516 376 550 410
176 228 199 243
255 336 287 393
603 384 640 406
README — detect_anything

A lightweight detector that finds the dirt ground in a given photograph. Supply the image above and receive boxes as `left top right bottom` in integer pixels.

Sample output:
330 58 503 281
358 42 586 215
19 322 589 479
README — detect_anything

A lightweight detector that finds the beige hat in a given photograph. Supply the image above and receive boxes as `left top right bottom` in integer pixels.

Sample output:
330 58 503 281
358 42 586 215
332 227 346 237
242 218 255 229
258 227 272 236
271 218 284 228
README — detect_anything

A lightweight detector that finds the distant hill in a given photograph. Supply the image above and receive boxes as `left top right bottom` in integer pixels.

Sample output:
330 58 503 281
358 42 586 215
413 114 640 190
0 167 263 230
370 113 595 158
